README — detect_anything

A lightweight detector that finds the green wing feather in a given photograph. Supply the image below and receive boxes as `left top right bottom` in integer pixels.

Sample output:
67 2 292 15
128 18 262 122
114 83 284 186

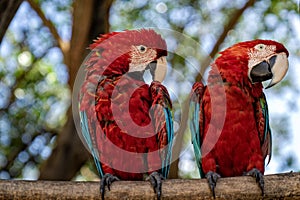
189 82 205 178
258 93 272 165
161 107 174 178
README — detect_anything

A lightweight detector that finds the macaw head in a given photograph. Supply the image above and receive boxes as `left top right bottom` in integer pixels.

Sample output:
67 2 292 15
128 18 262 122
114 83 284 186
89 29 168 82
216 39 289 88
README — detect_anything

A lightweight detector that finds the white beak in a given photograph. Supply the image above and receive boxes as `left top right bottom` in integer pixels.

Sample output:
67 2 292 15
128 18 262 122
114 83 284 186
266 52 289 89
153 56 167 82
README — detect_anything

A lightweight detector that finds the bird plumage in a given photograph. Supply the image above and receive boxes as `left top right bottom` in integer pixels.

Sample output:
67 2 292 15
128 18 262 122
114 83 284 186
189 39 289 196
79 29 173 199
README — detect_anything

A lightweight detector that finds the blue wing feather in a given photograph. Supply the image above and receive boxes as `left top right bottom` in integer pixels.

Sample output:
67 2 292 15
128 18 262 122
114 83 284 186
189 101 204 178
161 108 174 178
150 81 174 179
189 83 205 178
79 111 104 178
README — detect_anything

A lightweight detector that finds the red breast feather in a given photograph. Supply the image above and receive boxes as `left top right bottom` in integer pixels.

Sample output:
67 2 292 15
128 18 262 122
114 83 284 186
202 40 288 176
80 29 168 180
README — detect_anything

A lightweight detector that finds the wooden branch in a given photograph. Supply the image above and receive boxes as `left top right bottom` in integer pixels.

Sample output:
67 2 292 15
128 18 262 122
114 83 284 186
26 0 69 57
0 0 23 44
1 172 300 199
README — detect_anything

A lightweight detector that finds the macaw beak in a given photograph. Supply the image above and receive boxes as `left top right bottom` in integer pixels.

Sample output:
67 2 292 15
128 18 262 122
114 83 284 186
249 52 288 89
148 56 167 82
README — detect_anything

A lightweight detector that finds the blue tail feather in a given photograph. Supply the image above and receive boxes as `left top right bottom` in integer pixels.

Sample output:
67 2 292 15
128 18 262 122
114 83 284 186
79 111 104 178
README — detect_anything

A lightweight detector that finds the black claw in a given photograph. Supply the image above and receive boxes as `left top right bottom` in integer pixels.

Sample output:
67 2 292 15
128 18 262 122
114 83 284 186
100 173 119 200
206 171 221 198
147 172 165 200
246 168 264 196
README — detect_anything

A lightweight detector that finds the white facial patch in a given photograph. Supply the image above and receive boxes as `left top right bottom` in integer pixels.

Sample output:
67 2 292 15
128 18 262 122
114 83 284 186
248 44 276 69
128 45 157 72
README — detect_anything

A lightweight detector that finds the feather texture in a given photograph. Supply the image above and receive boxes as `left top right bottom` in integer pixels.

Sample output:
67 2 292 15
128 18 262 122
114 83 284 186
189 40 288 178
189 82 205 178
79 29 173 181
149 81 174 178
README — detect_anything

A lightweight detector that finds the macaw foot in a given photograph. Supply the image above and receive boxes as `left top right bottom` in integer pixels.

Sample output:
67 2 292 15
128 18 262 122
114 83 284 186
206 171 221 198
246 168 264 195
100 173 120 200
146 171 165 200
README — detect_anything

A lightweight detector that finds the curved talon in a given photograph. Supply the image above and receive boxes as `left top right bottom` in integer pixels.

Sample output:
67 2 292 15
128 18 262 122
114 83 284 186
100 173 119 200
147 172 165 200
206 171 221 198
246 168 264 195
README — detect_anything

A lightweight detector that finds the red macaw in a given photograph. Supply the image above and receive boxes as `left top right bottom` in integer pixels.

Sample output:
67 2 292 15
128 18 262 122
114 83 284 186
189 40 289 197
79 29 174 199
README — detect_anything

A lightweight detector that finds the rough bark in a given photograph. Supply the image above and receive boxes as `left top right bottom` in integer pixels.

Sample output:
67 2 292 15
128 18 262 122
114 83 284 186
0 0 23 44
38 0 113 180
1 172 300 199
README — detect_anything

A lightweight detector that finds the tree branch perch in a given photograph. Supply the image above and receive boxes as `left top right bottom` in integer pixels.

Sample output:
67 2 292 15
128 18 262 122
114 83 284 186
26 0 69 58
1 172 299 199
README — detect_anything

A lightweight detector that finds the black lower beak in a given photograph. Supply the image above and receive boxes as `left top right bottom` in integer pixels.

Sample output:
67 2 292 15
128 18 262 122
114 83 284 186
127 70 145 80
250 55 277 83
147 61 157 79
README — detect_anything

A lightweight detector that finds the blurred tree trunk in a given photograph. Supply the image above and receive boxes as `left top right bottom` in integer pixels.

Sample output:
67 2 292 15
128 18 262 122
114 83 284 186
39 0 113 180
0 0 23 44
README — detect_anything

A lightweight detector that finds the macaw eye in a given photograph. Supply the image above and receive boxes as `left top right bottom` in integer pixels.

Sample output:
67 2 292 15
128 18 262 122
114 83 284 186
137 45 147 53
255 44 266 51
